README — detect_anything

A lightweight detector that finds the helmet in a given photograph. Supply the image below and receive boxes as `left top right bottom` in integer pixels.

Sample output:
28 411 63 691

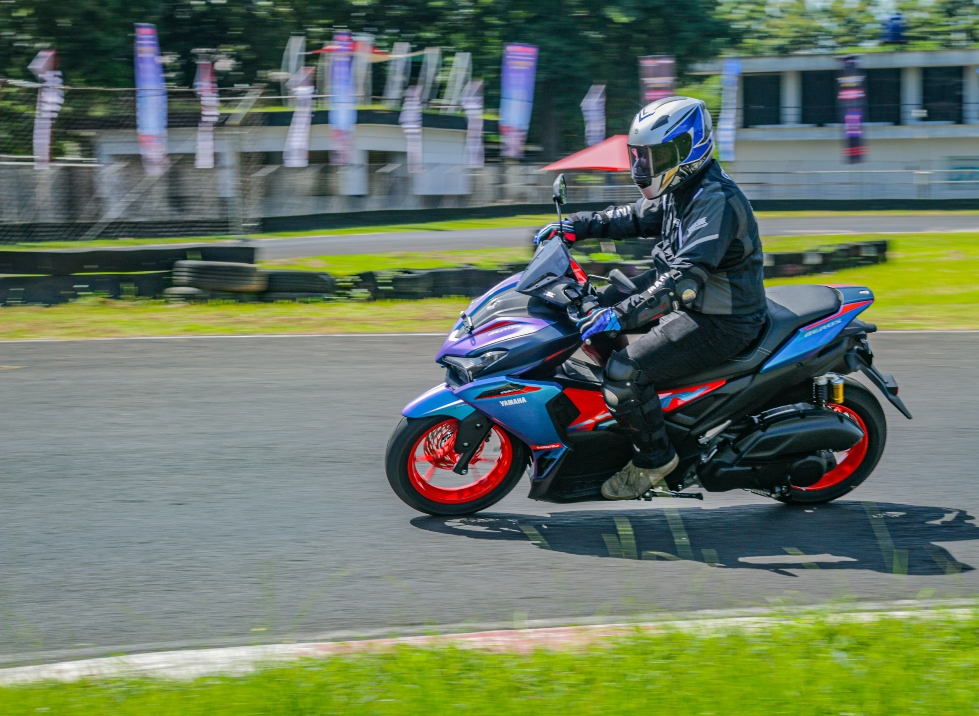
628 96 714 200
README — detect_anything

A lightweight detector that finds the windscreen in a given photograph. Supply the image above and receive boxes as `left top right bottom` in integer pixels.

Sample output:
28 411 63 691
516 237 572 295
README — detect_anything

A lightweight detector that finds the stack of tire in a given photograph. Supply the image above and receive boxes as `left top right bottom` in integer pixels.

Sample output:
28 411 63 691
165 261 335 302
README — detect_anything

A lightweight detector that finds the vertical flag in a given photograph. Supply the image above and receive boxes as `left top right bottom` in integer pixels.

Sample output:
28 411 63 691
400 84 423 174
499 44 538 159
329 31 357 166
461 80 484 168
383 42 411 107
280 35 306 107
419 47 442 105
441 52 471 112
284 68 315 168
352 34 374 105
639 55 675 104
718 58 741 162
134 24 168 175
580 85 606 147
838 56 866 164
28 50 63 170
194 60 218 169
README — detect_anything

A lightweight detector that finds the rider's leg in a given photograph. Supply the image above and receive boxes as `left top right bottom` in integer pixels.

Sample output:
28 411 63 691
601 311 765 500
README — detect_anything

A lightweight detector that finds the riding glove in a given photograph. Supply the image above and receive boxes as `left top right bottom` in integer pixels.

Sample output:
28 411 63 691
534 220 576 245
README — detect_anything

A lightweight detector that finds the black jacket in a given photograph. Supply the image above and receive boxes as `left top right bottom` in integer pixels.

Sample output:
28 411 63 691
568 160 766 316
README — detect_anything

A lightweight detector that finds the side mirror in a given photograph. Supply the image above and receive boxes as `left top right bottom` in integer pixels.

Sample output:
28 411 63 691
552 174 568 206
607 268 638 295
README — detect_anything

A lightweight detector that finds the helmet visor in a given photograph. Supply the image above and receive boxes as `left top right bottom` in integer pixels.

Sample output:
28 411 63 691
629 133 693 188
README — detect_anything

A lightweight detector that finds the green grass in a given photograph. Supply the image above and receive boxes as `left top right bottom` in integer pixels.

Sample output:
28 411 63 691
1 231 976 339
3 613 979 715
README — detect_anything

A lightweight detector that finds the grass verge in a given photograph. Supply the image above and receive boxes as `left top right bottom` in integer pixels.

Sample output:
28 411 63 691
3 613 979 714
1 232 976 339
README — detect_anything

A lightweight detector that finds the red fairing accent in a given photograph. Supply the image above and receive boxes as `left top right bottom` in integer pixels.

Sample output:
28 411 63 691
564 387 612 433
569 258 588 284
657 380 727 412
531 443 563 451
474 385 542 400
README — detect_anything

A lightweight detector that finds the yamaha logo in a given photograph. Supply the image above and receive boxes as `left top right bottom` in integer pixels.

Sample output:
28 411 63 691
500 397 527 407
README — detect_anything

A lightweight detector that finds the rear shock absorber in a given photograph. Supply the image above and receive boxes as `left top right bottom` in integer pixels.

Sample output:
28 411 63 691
813 373 845 407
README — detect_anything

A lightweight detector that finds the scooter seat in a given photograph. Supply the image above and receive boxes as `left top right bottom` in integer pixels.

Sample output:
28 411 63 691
655 285 843 388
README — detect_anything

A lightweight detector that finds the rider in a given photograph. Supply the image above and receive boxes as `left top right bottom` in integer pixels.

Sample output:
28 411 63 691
534 97 767 500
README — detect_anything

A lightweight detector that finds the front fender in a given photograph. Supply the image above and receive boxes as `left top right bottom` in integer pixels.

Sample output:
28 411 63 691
402 384 476 421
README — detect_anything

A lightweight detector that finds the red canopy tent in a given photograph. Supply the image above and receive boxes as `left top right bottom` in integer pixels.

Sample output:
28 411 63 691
541 134 630 172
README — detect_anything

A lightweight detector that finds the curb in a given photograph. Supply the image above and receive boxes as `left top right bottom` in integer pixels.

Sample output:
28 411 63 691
1 600 974 685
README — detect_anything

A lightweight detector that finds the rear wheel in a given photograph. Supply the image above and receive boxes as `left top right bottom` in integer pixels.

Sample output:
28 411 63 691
385 416 529 516
777 378 887 504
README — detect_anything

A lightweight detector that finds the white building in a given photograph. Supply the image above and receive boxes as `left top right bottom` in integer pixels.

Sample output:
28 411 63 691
692 50 979 202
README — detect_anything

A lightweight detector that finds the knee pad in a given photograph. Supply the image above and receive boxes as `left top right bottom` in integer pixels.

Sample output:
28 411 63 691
602 352 642 413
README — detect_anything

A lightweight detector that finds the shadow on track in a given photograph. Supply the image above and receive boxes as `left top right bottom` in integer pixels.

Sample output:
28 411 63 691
412 502 978 576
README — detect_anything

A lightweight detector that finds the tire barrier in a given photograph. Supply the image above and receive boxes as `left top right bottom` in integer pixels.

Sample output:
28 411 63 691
172 260 268 293
0 245 255 276
0 240 888 306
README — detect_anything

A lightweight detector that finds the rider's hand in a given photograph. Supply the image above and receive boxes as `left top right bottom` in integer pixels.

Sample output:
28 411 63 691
534 220 576 245
576 306 622 342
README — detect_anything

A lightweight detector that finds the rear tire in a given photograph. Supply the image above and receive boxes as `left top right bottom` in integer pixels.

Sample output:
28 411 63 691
385 416 529 516
776 378 887 504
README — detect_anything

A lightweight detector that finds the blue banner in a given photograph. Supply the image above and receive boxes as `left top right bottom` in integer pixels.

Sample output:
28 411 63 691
329 31 357 164
718 58 741 162
499 44 538 159
134 23 168 174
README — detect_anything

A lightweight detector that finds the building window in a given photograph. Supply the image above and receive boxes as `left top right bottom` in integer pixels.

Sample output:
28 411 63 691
801 70 837 126
742 74 780 128
865 68 901 125
922 66 963 123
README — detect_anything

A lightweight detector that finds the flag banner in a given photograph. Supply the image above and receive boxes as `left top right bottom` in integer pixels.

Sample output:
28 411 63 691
383 42 412 108
419 47 442 105
441 52 471 113
28 50 63 170
499 43 538 159
280 35 306 107
718 58 741 162
838 56 866 164
328 31 357 166
284 67 315 168
194 61 218 169
316 42 330 109
134 24 168 175
639 55 675 104
353 34 374 104
461 80 484 168
400 84 423 174
580 84 606 147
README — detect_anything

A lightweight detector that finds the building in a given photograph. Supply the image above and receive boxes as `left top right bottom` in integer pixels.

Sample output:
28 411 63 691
692 50 979 202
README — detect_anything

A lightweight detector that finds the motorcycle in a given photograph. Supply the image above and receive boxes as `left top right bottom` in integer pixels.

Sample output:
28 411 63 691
385 175 912 516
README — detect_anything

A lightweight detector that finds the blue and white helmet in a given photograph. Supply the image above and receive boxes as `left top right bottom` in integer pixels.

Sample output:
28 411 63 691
628 96 714 200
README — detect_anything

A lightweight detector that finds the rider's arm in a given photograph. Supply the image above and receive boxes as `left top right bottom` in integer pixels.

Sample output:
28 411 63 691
613 186 744 329
568 197 663 240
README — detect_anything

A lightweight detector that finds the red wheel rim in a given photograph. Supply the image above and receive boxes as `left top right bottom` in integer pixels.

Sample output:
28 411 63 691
795 404 869 492
407 419 514 505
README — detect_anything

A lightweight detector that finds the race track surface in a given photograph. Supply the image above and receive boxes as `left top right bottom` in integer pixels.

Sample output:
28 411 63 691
254 213 979 259
1 333 977 665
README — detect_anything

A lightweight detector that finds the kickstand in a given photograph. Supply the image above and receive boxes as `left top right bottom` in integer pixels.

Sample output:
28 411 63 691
638 489 704 501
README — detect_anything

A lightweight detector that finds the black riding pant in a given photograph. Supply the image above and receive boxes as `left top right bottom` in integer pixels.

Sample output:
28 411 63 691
604 309 766 468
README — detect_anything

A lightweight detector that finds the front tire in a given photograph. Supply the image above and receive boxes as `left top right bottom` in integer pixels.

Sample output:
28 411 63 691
778 378 887 504
385 416 529 516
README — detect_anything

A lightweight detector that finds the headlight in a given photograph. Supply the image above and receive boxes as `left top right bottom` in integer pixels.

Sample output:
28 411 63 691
441 350 508 384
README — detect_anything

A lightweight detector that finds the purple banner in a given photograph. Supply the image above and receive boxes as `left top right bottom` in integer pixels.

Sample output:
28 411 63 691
838 56 866 164
134 23 168 175
499 44 538 159
639 55 675 104
28 50 64 170
194 61 218 169
329 31 357 165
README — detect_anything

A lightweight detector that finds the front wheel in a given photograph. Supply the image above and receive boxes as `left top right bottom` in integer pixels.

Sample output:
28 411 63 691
385 415 529 516
778 378 887 504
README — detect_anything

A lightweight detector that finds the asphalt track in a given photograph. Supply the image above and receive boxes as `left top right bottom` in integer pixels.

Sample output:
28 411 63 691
253 213 979 259
1 333 978 666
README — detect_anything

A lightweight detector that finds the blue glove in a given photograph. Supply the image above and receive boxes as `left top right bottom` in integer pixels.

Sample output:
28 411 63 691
534 220 576 245
576 307 622 342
